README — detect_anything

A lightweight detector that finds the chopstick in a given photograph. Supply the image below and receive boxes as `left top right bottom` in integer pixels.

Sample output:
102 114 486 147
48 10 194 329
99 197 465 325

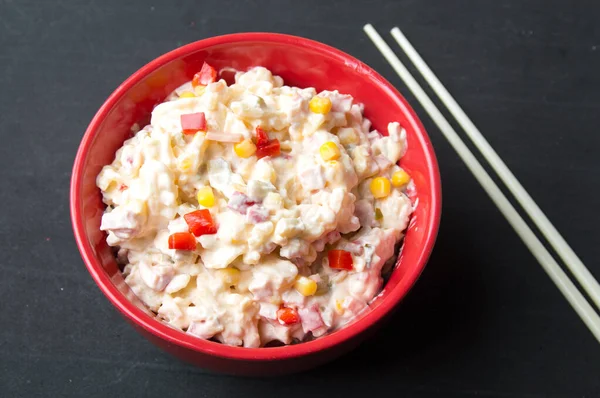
363 24 600 342
389 27 600 311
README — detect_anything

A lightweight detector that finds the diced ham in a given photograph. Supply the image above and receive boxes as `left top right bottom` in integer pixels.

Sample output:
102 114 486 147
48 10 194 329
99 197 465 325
246 205 269 223
312 231 341 252
298 165 325 191
374 155 393 171
180 112 206 134
331 95 353 113
227 191 256 214
138 262 174 291
342 297 367 315
298 304 325 333
354 199 376 227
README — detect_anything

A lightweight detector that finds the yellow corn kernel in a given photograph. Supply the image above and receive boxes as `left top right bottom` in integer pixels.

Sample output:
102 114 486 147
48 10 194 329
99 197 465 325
294 276 318 296
215 268 241 286
370 177 391 199
196 186 215 207
320 141 341 161
309 96 332 114
179 91 196 98
391 170 411 187
335 299 345 314
177 157 193 172
234 139 257 158
194 85 206 96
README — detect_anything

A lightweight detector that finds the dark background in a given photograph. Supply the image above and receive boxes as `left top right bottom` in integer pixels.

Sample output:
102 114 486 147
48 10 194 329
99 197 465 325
1 0 599 396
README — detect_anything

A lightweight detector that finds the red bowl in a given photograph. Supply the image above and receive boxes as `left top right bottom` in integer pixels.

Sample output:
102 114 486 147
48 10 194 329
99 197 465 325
70 32 441 375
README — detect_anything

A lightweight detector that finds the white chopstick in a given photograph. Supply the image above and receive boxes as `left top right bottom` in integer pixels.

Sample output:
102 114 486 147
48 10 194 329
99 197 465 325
363 24 600 342
390 26 600 312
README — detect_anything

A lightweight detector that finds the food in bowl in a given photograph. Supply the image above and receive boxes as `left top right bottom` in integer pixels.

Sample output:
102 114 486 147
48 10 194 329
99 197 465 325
96 63 414 348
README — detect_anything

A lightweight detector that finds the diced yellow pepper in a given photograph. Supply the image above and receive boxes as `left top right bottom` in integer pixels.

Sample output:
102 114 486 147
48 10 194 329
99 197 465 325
196 186 215 207
294 276 318 296
370 177 391 198
391 170 411 187
179 91 196 98
309 96 332 114
215 268 241 286
234 139 257 158
320 141 341 161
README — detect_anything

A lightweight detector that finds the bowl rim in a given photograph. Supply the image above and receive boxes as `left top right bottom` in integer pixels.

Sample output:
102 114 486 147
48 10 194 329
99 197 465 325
70 32 441 361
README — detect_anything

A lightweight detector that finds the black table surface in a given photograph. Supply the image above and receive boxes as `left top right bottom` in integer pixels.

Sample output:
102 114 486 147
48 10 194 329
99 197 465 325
1 0 599 396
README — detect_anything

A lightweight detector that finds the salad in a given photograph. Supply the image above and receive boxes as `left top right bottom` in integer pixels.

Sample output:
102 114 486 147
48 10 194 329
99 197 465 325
96 63 414 347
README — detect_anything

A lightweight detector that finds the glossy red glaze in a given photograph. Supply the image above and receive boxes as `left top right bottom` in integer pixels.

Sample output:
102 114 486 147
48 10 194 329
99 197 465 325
70 33 441 376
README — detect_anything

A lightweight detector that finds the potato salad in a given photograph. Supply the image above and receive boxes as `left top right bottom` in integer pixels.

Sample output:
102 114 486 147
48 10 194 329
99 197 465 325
96 63 414 347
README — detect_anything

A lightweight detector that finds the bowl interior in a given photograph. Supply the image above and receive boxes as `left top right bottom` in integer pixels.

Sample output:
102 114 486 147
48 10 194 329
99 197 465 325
72 33 440 358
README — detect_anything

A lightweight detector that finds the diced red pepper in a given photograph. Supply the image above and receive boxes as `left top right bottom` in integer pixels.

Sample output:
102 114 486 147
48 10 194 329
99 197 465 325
256 138 280 159
253 126 281 159
118 183 128 191
168 232 197 251
255 126 270 147
192 62 218 87
327 249 354 270
277 307 300 326
181 112 207 135
183 209 217 237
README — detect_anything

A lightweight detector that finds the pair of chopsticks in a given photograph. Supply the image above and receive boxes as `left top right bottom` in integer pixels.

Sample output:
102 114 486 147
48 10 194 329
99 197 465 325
364 24 600 343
